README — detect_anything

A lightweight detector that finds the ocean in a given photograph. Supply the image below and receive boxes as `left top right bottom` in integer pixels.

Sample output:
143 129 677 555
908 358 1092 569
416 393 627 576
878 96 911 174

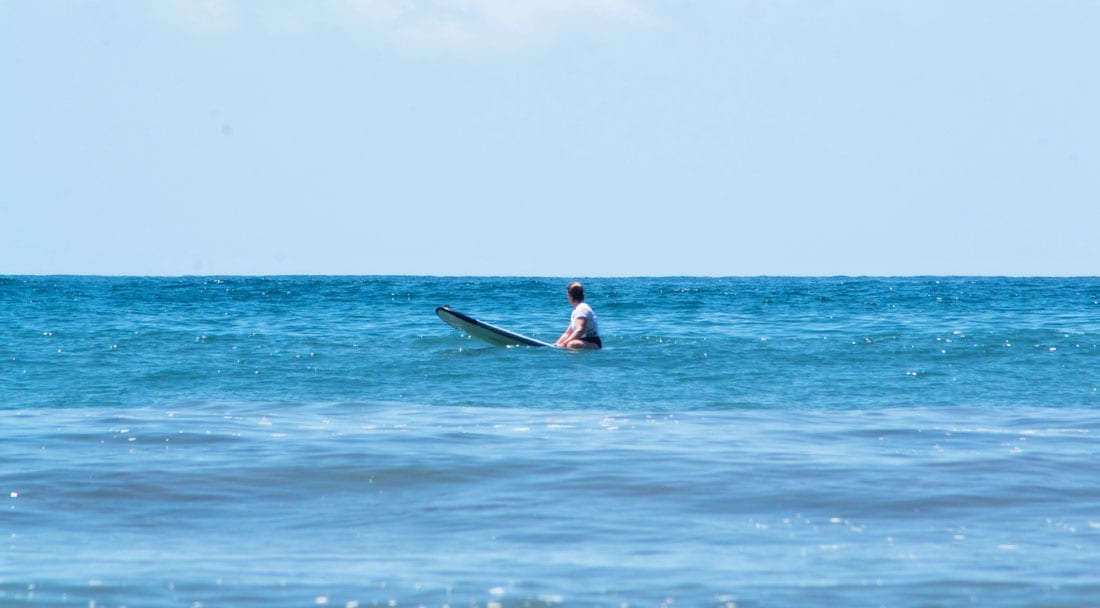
2 275 1099 607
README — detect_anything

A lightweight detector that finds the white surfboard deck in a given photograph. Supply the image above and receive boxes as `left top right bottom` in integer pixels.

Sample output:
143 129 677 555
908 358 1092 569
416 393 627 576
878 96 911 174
436 306 556 348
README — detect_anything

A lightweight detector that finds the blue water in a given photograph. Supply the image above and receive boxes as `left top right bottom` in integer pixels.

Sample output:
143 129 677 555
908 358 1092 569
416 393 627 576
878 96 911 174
3 276 1099 607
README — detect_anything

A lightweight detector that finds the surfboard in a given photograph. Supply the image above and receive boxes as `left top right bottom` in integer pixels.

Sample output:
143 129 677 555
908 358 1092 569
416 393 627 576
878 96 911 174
435 306 555 348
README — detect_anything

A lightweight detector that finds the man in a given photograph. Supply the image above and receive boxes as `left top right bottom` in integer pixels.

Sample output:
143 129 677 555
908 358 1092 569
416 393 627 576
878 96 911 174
555 281 602 349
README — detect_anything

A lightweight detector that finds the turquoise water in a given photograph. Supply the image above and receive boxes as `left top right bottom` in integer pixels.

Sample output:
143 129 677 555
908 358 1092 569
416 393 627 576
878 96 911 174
3 276 1099 607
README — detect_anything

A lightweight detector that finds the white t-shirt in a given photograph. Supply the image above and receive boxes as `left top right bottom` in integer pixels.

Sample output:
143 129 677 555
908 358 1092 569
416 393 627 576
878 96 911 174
570 302 599 338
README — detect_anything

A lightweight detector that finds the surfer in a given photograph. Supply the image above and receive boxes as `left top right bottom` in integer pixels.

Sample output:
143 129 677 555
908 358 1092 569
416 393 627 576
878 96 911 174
556 281 602 349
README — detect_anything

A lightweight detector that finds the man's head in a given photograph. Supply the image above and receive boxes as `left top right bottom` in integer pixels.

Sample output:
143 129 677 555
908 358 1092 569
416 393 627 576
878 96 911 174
568 282 585 303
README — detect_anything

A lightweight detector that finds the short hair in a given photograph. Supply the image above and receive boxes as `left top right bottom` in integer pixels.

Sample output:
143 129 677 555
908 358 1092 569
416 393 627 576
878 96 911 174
568 281 585 302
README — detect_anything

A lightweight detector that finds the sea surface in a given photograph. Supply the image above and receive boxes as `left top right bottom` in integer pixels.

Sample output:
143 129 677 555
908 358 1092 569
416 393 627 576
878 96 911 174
2 276 1099 607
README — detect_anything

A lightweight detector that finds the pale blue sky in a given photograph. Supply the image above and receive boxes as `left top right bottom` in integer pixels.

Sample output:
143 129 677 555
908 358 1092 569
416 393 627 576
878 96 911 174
2 1 1098 276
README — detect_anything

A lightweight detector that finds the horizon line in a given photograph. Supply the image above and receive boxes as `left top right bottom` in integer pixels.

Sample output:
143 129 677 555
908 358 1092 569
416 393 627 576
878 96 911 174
4 273 1098 280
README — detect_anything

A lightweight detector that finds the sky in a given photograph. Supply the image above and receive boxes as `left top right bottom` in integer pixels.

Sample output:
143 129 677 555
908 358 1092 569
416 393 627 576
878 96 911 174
2 0 1098 276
